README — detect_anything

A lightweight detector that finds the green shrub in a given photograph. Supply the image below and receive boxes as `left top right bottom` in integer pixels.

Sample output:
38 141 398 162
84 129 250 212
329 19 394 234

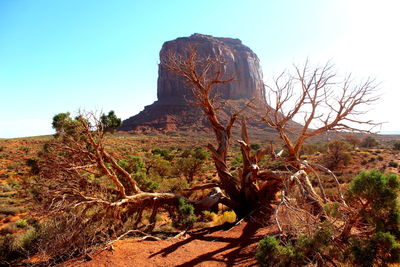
257 224 334 267
118 155 144 174
233 153 242 166
193 147 208 160
350 232 400 266
151 148 174 161
133 172 159 192
176 157 204 181
148 154 172 178
256 236 293 267
257 170 400 266
347 170 400 236
100 110 121 133
159 177 189 193
250 143 261 150
175 198 197 229
16 219 28 228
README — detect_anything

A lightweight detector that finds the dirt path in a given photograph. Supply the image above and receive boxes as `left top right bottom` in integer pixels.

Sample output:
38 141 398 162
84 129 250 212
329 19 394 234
70 222 275 267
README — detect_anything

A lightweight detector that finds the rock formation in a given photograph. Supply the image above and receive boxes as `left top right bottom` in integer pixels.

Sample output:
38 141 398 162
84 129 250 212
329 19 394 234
120 33 266 132
157 33 266 102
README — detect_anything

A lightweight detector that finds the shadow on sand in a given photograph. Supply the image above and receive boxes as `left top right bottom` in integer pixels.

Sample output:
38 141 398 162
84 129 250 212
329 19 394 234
150 220 275 267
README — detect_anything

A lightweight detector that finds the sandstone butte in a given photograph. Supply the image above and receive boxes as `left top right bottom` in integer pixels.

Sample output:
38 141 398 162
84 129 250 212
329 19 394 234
119 33 267 132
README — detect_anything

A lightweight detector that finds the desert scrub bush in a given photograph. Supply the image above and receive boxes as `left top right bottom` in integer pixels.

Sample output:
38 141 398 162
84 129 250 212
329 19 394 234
146 154 172 178
361 136 379 148
16 219 28 228
192 147 208 160
347 170 400 236
345 134 361 150
250 143 261 150
323 140 352 169
117 155 144 174
159 177 189 193
175 147 208 181
257 236 290 267
175 198 197 229
344 170 400 266
0 226 38 265
380 164 387 172
300 142 326 156
31 211 126 264
350 232 400 266
176 157 204 181
133 172 159 192
201 211 217 222
257 223 335 267
257 170 400 266
118 155 167 191
151 148 174 161
20 146 30 154
200 211 235 225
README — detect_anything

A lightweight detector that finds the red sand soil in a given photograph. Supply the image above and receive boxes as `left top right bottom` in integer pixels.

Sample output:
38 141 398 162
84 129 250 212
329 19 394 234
69 221 276 267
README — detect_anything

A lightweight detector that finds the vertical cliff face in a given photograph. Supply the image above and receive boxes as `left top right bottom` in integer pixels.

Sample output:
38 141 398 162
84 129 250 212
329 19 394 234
157 33 266 103
120 34 267 132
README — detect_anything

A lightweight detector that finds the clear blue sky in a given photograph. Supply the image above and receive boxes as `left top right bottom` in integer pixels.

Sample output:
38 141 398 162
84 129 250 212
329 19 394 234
1 0 399 138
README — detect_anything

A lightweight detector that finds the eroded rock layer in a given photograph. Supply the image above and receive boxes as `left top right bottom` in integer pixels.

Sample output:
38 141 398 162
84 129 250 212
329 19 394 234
157 33 265 102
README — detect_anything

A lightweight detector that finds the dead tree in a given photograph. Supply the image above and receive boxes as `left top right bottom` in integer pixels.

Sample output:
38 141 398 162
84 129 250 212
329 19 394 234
261 61 380 232
162 49 380 233
263 61 379 161
162 47 290 217
34 110 228 253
